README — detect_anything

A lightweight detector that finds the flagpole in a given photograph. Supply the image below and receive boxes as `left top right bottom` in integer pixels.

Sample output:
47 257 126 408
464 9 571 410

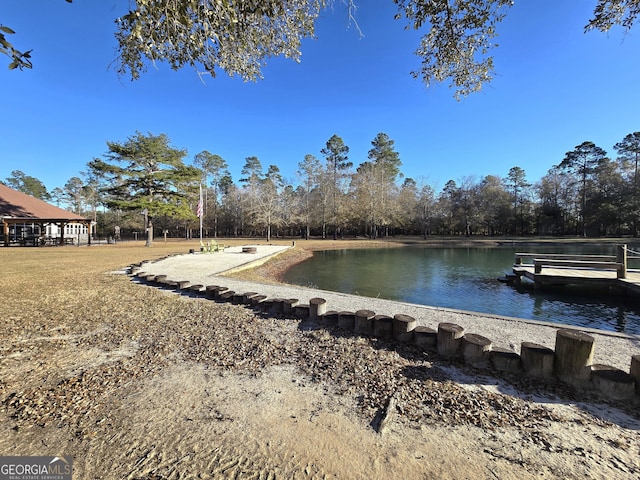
199 183 203 241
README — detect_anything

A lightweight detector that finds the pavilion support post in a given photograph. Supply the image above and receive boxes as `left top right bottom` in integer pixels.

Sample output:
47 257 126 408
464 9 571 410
58 221 66 245
3 221 8 247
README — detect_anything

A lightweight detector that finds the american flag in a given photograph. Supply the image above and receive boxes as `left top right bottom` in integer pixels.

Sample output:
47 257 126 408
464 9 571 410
196 184 203 218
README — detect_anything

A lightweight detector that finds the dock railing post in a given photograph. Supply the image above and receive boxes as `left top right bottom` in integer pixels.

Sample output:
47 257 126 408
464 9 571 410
617 244 627 279
534 260 543 274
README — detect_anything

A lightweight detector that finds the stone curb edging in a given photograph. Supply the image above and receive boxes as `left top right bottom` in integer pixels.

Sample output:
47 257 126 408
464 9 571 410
129 264 640 403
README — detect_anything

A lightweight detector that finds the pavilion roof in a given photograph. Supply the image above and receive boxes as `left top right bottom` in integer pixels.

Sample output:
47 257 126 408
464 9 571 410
0 183 89 222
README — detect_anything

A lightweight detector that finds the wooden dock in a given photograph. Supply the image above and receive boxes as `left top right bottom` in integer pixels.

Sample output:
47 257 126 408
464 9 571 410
511 245 640 295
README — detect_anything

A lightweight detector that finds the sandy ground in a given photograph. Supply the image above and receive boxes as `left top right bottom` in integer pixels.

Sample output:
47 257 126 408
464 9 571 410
2 241 640 479
118 244 640 479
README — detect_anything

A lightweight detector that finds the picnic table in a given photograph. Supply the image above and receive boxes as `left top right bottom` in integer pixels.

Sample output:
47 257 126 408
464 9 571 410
39 237 75 246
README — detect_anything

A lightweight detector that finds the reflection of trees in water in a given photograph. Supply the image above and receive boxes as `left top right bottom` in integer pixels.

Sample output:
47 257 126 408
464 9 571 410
519 283 638 333
285 247 640 334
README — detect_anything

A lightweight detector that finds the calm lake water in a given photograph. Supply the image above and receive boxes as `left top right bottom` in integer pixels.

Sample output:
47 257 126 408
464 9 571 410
282 245 640 335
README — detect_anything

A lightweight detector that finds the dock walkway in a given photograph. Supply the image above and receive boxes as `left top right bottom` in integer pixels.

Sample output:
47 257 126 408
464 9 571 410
512 264 640 294
511 245 640 295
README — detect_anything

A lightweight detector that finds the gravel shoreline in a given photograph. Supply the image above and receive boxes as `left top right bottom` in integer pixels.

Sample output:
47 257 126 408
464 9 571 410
139 247 640 373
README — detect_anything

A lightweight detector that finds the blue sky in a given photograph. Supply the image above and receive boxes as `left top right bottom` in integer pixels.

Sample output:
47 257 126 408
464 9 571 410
2 0 639 193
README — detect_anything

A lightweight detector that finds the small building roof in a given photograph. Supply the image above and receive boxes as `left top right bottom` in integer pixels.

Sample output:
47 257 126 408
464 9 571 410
0 183 88 221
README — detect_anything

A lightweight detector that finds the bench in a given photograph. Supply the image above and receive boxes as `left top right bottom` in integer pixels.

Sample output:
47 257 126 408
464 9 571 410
200 240 225 253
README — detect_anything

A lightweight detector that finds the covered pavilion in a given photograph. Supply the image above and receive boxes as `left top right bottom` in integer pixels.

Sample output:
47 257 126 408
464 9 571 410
0 183 93 246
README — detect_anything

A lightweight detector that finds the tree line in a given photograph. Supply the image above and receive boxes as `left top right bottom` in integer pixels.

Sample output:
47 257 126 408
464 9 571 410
4 130 640 242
